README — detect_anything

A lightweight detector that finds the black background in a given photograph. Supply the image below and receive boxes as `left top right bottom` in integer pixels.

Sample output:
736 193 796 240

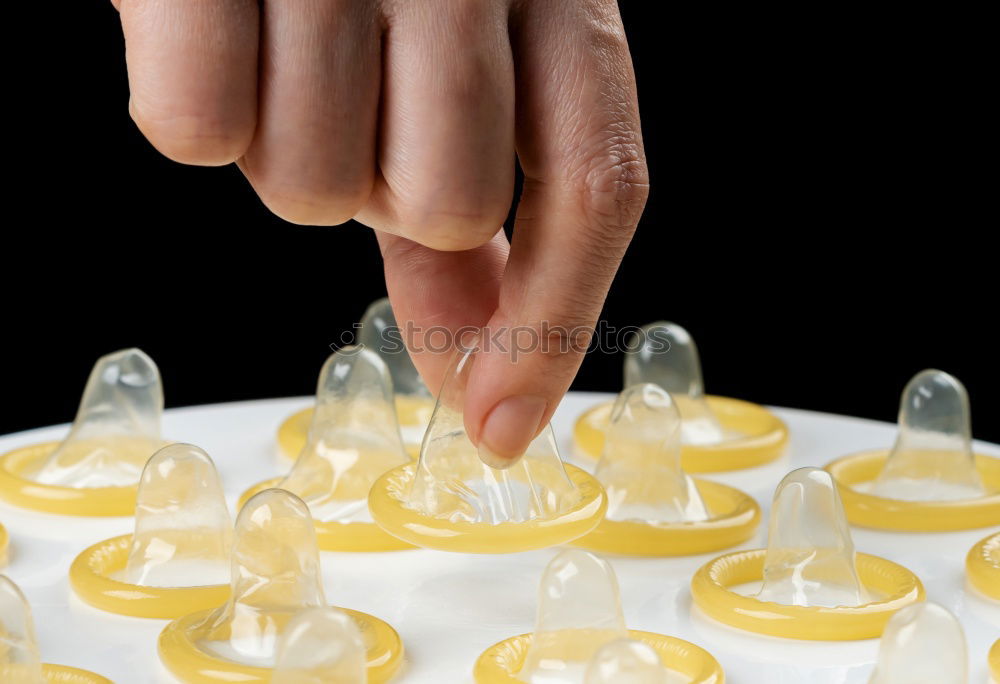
4 3 995 441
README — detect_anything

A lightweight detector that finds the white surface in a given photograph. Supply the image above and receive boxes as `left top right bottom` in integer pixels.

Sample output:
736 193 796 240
1 393 998 684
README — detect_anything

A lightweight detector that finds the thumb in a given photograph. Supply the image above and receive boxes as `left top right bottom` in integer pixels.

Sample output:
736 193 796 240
464 0 648 468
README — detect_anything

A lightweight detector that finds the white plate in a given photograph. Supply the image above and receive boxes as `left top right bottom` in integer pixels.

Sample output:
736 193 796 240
2 392 998 683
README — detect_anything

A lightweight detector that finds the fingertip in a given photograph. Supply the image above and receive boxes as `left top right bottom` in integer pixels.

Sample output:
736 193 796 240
130 102 254 166
473 394 548 469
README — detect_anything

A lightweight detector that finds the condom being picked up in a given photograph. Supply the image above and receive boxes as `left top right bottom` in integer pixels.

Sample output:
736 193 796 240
825 369 1000 531
573 322 787 472
474 549 723 683
278 298 434 463
0 348 165 516
368 345 606 553
69 443 232 618
573 384 760 556
243 348 413 551
691 468 924 640
158 488 402 683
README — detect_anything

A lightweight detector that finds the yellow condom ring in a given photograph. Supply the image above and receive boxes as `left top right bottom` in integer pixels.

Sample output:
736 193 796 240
691 549 924 640
572 479 760 556
369 463 607 553
0 443 137 516
277 396 430 463
989 638 999 681
825 451 1000 531
39 664 113 684
158 606 403 683
238 480 415 552
966 532 1000 600
69 534 230 619
473 629 723 684
574 396 788 473
0 522 8 566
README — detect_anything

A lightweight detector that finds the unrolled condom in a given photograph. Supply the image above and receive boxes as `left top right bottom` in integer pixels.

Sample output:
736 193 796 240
756 468 867 607
33 348 163 488
871 369 985 501
595 384 709 524
0 575 43 683
158 489 403 682
272 607 367 684
584 639 669 684
519 550 630 681
868 602 967 684
124 443 232 587
278 348 409 525
624 322 726 445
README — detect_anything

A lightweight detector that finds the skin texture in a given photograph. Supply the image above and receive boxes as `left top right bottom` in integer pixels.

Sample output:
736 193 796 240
113 0 648 468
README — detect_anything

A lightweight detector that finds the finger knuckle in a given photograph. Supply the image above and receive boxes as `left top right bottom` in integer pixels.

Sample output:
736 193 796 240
254 181 370 227
131 107 252 166
395 199 506 251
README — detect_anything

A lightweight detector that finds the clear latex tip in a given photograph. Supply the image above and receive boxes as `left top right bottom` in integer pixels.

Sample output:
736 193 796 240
756 467 867 608
0 575 44 683
584 639 669 684
519 549 629 682
595 384 709 523
358 297 430 399
33 348 163 488
872 369 985 501
273 607 367 684
868 602 967 684
124 443 232 587
193 489 326 666
407 345 580 525
623 322 725 445
280 348 408 523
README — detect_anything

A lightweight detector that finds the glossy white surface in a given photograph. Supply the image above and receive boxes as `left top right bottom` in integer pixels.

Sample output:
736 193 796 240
1 393 998 683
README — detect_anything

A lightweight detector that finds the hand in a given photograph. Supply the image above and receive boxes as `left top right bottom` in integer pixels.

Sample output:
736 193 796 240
113 0 648 468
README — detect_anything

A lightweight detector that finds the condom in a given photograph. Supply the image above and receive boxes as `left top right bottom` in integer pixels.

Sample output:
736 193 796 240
69 444 232 618
691 467 924 640
474 550 723 683
368 346 606 553
966 531 1000 600
990 639 1000 681
0 348 164 516
867 602 966 684
573 384 760 556
0 523 7 567
158 489 402 683
272 607 368 684
278 298 434 463
244 348 413 551
1 575 111 683
826 370 1000 530
573 322 787 472
584 639 669 684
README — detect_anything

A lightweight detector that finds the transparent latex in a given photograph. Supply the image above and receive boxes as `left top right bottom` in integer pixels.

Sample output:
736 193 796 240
273 607 367 684
358 297 431 399
584 639 669 684
623 322 726 445
280 348 409 523
595 384 709 524
123 444 232 587
191 489 326 666
406 346 580 525
519 550 629 683
868 602 967 684
756 468 867 608
871 370 985 501
0 575 44 684
33 348 163 487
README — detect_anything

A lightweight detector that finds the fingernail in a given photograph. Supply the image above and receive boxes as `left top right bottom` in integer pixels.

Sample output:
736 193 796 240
478 395 548 469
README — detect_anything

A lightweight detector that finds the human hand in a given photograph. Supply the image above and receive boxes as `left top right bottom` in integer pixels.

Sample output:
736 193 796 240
113 0 647 468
